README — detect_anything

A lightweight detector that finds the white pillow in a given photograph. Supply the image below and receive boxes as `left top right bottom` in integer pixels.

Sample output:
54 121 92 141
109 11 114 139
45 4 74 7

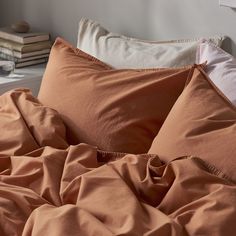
196 39 236 106
77 18 225 69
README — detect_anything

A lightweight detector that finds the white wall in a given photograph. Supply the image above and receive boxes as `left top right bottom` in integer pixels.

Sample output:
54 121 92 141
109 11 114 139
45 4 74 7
1 0 236 55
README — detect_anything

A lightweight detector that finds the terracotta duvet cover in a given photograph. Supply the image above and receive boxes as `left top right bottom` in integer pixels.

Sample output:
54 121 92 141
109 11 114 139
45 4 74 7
1 89 236 236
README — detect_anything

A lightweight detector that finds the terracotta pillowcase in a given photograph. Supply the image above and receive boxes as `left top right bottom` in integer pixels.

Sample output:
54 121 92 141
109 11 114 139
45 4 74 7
149 66 236 182
38 38 195 154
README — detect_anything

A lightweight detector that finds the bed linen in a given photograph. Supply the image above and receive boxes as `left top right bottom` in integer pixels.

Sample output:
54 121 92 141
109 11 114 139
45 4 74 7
38 38 195 154
149 65 236 182
0 88 68 156
77 18 225 69
0 89 236 236
196 39 236 105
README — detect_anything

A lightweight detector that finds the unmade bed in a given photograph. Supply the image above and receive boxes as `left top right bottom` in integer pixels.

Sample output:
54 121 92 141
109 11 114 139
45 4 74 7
0 18 236 236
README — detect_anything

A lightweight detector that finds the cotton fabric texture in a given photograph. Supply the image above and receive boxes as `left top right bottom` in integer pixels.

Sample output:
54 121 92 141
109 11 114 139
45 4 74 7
196 39 236 106
1 76 236 236
77 18 225 69
38 37 195 154
0 88 68 156
1 138 236 235
149 66 236 182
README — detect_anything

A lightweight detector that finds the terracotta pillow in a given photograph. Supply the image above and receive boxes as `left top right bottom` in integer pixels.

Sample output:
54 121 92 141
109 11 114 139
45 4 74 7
38 38 195 154
149 66 236 182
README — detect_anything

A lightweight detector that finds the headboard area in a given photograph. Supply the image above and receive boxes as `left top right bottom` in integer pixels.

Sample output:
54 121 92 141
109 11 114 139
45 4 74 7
1 0 236 56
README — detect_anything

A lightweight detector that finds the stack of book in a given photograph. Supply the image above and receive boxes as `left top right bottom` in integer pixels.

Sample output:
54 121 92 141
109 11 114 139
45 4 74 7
0 27 51 68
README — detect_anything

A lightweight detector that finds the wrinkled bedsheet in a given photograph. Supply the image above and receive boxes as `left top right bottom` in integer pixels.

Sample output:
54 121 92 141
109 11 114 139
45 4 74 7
0 89 236 236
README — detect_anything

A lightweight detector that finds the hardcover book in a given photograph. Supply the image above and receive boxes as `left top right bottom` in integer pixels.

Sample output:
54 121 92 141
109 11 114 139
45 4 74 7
0 52 49 63
0 27 50 44
0 47 51 58
0 38 52 53
15 58 48 68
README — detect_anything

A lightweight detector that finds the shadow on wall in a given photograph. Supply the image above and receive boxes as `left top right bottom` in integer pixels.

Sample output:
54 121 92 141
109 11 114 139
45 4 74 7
222 37 232 54
213 7 236 55
229 8 236 55
0 1 23 27
20 0 53 32
144 0 236 56
78 0 151 41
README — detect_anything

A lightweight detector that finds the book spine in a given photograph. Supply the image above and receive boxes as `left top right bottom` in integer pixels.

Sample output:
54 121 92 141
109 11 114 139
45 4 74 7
23 35 50 44
20 49 51 58
0 52 49 63
21 41 52 53
0 28 50 44
0 47 51 58
0 38 52 53
0 31 23 43
15 58 48 68
16 54 49 63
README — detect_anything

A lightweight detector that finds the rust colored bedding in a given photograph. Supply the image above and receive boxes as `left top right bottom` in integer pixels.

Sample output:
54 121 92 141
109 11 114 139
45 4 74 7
0 89 236 236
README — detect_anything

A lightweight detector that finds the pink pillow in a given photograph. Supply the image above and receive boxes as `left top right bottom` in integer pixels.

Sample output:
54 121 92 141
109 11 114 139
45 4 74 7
196 39 236 105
